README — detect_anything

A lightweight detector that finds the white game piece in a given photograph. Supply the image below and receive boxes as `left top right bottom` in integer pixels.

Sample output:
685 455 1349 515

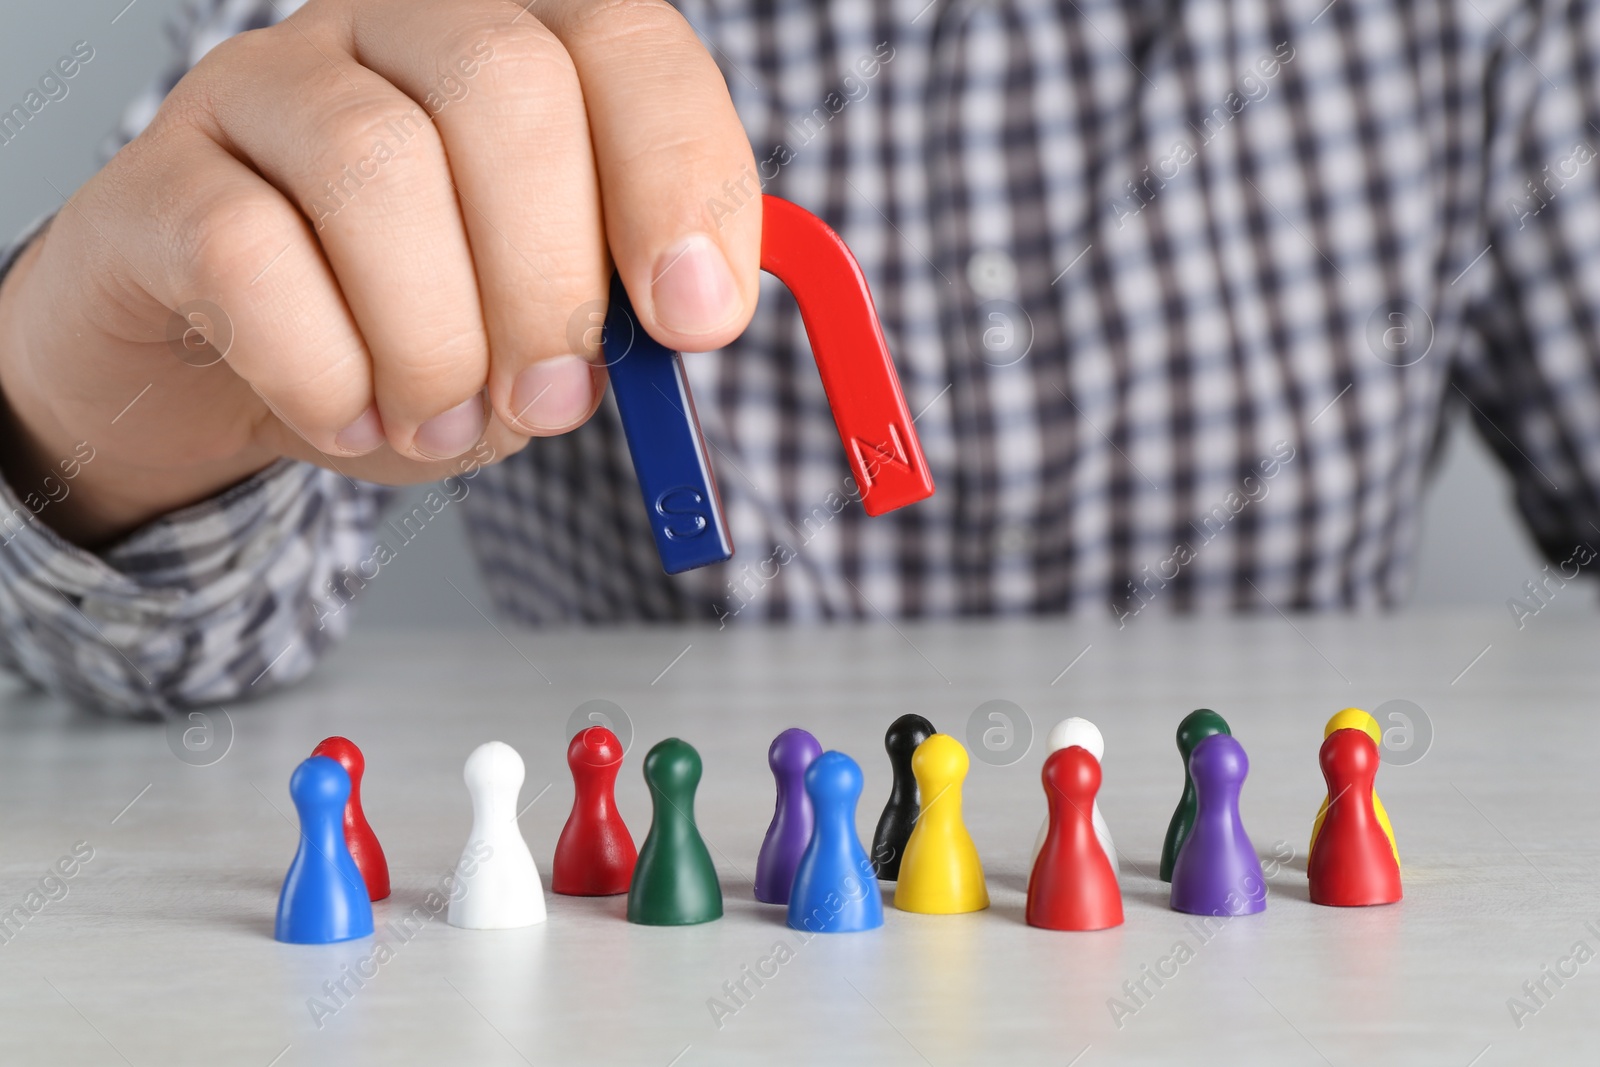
1031 717 1117 878
449 741 547 929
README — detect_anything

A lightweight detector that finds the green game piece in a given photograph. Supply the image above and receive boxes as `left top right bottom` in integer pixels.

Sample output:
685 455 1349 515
627 738 723 926
1159 709 1233 882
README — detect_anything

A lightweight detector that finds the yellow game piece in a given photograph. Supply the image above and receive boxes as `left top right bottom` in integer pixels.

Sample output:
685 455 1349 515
1309 708 1399 867
894 734 989 914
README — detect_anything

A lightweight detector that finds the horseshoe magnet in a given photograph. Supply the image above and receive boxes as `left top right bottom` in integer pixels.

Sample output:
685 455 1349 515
605 195 935 575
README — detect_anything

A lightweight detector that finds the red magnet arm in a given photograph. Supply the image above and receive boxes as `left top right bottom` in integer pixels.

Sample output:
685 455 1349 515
759 195 936 516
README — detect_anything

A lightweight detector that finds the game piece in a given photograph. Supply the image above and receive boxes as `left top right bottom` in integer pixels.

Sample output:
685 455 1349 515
895 734 989 914
754 728 823 904
1027 747 1123 931
448 741 547 929
628 738 723 925
309 736 389 901
787 751 883 934
1169 734 1266 917
605 196 935 575
1030 717 1117 878
553 726 637 896
1308 728 1403 906
1309 708 1399 866
1160 708 1232 882
759 195 936 515
871 713 935 879
603 274 733 575
274 756 374 944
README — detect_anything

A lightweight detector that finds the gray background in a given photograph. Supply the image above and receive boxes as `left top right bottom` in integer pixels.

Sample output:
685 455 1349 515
0 1 1574 629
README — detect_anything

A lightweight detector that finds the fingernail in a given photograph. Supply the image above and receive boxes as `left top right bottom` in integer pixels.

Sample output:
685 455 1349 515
651 233 740 337
509 354 594 432
414 391 487 460
334 406 385 456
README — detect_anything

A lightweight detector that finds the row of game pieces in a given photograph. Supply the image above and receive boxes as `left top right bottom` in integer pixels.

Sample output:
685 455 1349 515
272 707 1403 943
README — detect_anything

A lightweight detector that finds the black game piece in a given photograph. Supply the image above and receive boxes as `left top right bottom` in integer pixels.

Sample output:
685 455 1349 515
870 713 936 879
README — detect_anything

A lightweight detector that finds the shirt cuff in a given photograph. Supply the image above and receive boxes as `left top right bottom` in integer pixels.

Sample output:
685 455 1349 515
0 458 381 714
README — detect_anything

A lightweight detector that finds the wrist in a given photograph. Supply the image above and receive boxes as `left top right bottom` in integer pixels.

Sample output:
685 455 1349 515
0 235 79 525
0 233 270 546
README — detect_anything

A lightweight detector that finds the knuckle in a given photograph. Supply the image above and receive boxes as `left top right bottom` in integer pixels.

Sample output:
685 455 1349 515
309 96 438 179
159 27 278 125
441 17 572 87
381 328 489 398
547 284 611 351
611 128 737 189
478 42 578 102
146 78 210 136
181 196 296 294
562 0 687 41
534 257 608 304
289 324 369 402
287 346 370 407
188 24 277 82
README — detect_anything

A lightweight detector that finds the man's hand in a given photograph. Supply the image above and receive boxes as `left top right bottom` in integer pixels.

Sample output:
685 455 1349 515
0 0 760 545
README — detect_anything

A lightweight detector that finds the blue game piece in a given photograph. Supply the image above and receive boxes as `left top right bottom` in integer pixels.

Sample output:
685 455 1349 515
786 752 884 934
603 274 734 575
275 756 375 944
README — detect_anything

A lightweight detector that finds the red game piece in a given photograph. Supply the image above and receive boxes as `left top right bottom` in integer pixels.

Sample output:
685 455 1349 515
309 736 389 901
1308 728 1402 907
553 727 638 896
759 195 936 516
1027 746 1123 931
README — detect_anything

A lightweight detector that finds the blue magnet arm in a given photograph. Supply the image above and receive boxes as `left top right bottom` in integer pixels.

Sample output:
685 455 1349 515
604 274 733 575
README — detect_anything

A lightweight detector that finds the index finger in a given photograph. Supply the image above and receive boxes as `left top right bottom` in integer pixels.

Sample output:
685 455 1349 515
537 0 760 350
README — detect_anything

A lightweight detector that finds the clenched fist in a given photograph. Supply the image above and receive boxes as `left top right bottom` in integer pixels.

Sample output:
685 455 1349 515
0 0 760 545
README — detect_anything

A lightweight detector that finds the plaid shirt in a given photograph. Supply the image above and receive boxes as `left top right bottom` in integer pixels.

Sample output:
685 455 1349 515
4 0 1600 712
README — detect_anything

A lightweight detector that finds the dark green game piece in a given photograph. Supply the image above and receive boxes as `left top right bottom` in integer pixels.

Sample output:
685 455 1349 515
627 738 723 926
1159 709 1233 882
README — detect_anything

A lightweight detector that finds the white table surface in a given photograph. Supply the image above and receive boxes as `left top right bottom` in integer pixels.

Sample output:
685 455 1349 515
0 609 1593 1066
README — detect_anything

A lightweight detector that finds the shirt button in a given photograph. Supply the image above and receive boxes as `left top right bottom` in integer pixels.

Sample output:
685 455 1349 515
966 249 1018 300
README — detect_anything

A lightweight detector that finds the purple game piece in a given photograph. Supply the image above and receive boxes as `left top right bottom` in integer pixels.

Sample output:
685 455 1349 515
1169 733 1267 917
754 728 823 904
